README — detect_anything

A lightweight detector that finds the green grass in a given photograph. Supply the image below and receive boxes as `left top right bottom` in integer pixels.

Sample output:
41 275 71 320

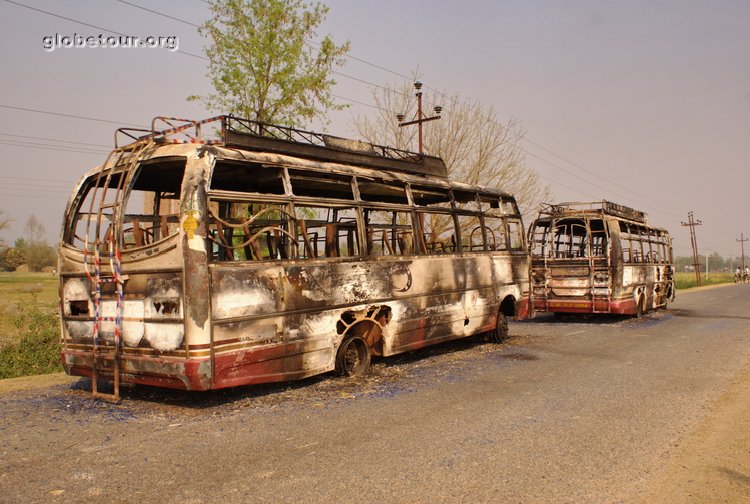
674 271 735 290
0 272 62 378
0 272 58 305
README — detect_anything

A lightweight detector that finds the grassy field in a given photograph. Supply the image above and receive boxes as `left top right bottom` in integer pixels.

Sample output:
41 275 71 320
0 272 62 378
674 271 735 290
0 272 58 344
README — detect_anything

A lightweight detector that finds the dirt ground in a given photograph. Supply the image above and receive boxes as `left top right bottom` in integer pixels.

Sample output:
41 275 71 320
643 355 750 503
3 354 749 503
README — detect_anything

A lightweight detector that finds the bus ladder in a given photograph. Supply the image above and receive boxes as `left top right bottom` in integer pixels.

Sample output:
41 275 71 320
589 258 612 314
83 140 152 401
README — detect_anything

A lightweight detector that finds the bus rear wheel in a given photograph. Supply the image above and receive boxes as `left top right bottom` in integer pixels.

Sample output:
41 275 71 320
488 312 508 343
335 336 371 377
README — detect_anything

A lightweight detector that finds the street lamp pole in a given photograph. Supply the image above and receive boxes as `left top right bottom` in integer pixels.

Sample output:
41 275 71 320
397 82 442 155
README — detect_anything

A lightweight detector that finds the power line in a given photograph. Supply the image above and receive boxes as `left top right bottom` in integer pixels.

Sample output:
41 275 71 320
534 172 596 200
524 151 638 203
1 0 713 232
0 132 111 148
522 137 687 215
116 0 201 28
0 141 108 156
3 0 206 60
0 138 108 153
116 0 410 97
523 149 687 223
332 94 381 111
4 0 125 35
0 104 142 127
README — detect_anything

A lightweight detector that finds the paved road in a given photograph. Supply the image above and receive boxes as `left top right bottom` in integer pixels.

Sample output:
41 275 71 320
2 284 750 503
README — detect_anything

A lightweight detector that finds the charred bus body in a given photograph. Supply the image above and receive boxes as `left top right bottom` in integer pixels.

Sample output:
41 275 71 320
59 116 530 397
528 201 675 317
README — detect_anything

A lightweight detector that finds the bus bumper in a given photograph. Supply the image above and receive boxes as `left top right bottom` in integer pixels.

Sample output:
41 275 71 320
533 298 637 315
61 349 213 391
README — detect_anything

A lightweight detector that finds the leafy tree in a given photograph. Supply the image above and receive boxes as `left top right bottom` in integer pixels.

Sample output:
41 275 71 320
707 252 725 272
1 248 25 272
25 243 56 272
190 0 350 127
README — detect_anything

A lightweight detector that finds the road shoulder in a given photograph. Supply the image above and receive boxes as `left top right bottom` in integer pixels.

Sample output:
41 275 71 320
644 356 750 502
0 372 78 394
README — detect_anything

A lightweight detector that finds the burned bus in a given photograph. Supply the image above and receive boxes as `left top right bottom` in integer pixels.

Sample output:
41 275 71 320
59 116 530 398
528 201 674 317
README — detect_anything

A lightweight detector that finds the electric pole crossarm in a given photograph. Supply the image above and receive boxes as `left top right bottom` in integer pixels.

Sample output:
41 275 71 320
396 81 442 155
398 116 441 127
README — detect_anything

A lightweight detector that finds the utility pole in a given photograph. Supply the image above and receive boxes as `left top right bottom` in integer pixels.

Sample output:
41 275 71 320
706 248 709 276
681 211 702 287
397 81 442 155
738 233 748 272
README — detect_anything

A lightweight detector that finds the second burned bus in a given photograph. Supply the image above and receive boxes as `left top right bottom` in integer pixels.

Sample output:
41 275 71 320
58 116 530 398
528 201 674 316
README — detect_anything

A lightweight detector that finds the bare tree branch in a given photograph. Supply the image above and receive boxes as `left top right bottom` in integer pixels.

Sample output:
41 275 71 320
351 81 551 217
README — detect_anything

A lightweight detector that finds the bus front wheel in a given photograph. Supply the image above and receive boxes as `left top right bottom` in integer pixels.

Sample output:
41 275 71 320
335 336 371 377
488 312 509 343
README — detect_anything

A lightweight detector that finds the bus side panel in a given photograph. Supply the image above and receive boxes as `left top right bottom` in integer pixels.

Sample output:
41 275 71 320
207 253 522 386
386 256 494 353
507 250 531 320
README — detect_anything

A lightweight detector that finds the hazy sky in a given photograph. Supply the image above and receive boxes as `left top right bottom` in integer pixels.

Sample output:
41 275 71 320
1 0 748 259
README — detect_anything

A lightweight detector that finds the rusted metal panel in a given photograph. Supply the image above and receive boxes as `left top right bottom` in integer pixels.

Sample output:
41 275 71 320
206 254 513 381
546 201 648 223
224 130 449 179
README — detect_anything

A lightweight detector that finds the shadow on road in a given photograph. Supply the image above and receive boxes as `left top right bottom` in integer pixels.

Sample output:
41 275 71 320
58 333 522 412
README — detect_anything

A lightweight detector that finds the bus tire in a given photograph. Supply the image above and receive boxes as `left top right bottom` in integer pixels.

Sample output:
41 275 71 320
488 312 508 343
335 336 371 377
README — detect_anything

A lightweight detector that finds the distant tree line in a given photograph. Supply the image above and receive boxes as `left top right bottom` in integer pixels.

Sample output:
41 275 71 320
674 253 750 273
0 212 56 272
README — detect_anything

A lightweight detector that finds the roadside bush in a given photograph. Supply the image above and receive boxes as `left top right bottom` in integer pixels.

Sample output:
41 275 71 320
0 296 61 379
24 242 56 272
0 248 25 272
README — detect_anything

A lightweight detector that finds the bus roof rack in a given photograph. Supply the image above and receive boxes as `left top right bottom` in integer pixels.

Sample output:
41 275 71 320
117 115 449 179
222 116 448 178
541 200 648 223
